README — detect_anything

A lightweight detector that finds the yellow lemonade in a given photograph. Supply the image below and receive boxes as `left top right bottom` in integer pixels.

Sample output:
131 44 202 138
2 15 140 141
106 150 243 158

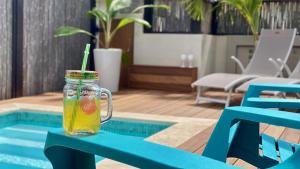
63 97 101 135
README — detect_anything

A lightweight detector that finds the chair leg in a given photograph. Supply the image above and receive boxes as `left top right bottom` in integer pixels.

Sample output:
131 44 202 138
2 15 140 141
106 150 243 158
295 93 300 113
196 87 232 106
195 86 202 104
296 93 300 99
276 92 286 98
225 89 233 107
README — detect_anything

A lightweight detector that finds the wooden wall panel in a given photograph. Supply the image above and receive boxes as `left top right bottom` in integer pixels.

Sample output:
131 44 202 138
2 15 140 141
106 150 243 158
22 0 91 96
128 65 198 92
0 0 12 99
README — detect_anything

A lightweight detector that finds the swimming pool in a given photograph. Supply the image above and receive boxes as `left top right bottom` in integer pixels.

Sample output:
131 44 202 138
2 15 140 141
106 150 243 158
0 111 173 169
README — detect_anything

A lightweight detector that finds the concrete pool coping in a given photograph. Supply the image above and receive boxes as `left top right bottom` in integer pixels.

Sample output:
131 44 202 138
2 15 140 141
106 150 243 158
0 103 217 169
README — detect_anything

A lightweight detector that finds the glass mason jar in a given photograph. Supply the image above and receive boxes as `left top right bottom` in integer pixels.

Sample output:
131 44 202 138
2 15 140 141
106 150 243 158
63 70 112 135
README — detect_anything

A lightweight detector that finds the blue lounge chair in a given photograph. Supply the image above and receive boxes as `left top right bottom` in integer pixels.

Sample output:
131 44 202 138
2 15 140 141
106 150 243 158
44 83 300 169
204 84 300 169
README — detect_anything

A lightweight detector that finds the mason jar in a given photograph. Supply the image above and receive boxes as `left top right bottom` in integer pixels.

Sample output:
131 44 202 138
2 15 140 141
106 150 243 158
63 70 112 135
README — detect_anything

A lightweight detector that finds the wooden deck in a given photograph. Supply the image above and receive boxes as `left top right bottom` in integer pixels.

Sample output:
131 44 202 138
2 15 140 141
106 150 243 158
1 89 300 168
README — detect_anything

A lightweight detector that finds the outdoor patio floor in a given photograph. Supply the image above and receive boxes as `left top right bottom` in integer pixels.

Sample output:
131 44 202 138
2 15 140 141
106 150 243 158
1 89 300 169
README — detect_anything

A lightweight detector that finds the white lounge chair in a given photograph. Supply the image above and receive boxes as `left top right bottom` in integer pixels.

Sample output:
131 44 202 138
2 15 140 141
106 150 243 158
191 29 297 106
236 58 300 93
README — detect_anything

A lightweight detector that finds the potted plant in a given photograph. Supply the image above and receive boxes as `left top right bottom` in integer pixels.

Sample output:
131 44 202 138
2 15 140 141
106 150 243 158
55 0 168 92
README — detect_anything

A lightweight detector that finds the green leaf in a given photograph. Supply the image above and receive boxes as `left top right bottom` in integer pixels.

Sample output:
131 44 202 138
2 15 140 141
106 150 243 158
54 26 93 38
109 0 131 12
116 17 151 31
181 0 205 21
131 4 170 13
87 8 108 22
105 0 113 10
221 0 262 41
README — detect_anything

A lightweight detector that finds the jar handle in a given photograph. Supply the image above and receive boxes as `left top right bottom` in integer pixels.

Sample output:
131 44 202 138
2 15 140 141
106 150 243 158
100 88 113 123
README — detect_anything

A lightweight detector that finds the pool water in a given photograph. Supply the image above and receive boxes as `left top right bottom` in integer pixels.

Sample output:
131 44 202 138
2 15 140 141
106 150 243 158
0 111 172 169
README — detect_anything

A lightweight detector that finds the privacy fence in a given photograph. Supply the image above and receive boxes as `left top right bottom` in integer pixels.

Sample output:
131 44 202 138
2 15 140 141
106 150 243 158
213 0 300 35
143 0 300 34
0 0 92 100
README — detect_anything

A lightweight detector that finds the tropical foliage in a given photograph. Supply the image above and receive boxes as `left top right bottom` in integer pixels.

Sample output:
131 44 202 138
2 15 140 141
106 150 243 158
220 0 263 42
181 0 205 21
55 0 169 48
182 0 263 42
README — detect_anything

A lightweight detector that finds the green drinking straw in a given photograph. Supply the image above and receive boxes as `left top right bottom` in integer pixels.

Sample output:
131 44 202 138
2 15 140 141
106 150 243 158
68 44 91 133
81 44 91 72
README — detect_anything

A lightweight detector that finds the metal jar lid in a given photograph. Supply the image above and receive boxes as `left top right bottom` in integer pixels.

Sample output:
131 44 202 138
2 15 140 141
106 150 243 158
65 70 98 80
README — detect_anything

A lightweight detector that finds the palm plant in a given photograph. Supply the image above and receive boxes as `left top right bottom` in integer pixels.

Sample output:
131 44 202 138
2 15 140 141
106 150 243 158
220 0 262 42
181 0 206 21
55 0 169 48
181 0 262 42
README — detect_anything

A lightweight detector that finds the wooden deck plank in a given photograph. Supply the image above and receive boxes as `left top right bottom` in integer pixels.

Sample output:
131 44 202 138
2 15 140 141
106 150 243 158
279 128 300 144
178 125 215 153
263 125 286 139
234 160 257 169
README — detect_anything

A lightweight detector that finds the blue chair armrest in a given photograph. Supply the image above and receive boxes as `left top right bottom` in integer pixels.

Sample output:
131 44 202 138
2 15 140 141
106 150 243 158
242 83 300 109
246 83 300 94
203 106 300 162
246 97 300 109
224 106 300 129
44 129 240 169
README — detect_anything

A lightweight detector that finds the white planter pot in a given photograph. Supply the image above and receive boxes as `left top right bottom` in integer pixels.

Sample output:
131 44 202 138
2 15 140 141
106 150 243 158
94 48 122 92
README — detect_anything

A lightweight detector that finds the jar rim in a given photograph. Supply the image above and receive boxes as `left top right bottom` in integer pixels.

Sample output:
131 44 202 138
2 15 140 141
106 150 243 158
65 70 98 80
